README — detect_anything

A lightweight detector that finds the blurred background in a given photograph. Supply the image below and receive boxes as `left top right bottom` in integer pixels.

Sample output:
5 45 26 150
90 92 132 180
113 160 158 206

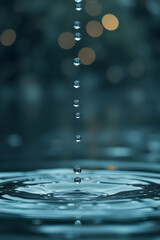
0 0 160 172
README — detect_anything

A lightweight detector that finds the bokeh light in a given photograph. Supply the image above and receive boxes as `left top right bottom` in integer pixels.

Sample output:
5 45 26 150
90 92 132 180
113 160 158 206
58 32 75 50
78 47 96 65
102 14 119 31
0 29 16 46
107 165 117 171
86 21 103 38
85 0 102 17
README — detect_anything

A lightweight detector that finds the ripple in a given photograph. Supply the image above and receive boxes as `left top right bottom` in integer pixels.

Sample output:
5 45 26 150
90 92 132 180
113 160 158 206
0 162 160 238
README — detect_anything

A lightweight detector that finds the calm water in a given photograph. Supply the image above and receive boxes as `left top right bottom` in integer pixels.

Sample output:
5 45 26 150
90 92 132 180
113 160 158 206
0 160 160 240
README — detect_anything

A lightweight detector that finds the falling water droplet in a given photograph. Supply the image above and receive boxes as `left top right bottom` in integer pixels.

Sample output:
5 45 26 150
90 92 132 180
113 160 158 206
73 80 80 88
73 100 80 107
74 177 81 184
75 3 82 11
75 219 82 225
74 33 82 41
73 165 82 174
73 57 81 66
75 0 83 3
75 135 81 142
74 21 81 30
75 112 81 119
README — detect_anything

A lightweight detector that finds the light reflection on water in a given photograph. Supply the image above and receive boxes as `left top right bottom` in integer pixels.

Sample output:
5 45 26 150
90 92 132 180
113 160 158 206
0 161 160 240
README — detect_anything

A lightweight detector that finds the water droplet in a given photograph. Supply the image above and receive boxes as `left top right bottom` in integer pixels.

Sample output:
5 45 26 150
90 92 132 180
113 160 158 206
73 100 80 107
74 177 81 184
75 0 83 3
75 3 82 11
75 135 81 142
75 112 81 119
73 57 81 66
75 219 82 226
74 33 81 41
73 165 82 174
74 21 81 30
73 80 80 88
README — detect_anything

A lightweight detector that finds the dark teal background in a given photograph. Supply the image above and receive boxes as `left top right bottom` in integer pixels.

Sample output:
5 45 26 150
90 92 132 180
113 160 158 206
0 0 160 171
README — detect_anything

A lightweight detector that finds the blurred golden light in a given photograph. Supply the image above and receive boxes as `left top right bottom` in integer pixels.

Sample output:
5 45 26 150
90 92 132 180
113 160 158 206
85 0 102 17
78 47 96 65
106 65 123 83
0 29 16 46
102 14 119 31
86 21 103 38
58 32 75 50
107 165 117 171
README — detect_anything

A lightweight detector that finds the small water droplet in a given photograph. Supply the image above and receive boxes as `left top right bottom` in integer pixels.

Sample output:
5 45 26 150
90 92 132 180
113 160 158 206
73 57 81 66
75 135 81 142
74 177 81 184
75 3 82 11
75 112 81 119
73 100 80 107
73 165 82 174
73 80 80 88
75 219 82 226
74 33 81 41
74 21 81 30
75 0 83 3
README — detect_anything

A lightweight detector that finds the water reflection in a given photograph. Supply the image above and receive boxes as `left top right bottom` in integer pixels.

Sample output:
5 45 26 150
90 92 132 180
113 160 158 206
0 163 160 239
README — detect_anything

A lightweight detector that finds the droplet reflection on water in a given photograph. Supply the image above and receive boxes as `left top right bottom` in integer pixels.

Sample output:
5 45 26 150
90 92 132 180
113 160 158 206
0 164 160 238
75 219 82 225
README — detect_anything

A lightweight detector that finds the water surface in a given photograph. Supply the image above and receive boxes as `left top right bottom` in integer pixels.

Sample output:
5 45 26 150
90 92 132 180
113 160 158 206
0 160 160 240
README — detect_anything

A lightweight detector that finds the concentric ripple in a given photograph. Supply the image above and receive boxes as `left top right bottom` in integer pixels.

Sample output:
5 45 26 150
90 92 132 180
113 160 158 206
0 163 160 239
